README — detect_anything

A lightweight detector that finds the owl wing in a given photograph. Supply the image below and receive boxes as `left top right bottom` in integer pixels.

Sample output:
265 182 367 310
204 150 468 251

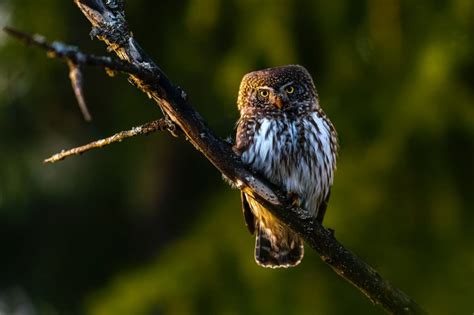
316 189 331 223
241 191 256 235
234 118 256 235
233 116 252 155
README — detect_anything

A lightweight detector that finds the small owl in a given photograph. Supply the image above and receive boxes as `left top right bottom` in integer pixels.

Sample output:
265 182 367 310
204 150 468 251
235 65 338 268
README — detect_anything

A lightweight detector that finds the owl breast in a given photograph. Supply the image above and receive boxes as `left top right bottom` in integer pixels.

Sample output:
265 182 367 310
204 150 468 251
240 111 336 216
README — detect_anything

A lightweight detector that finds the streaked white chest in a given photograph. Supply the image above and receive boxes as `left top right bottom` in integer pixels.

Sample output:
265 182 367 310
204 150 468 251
241 112 336 215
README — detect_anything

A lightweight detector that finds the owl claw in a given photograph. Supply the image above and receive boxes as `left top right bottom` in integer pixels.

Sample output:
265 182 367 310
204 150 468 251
288 192 302 207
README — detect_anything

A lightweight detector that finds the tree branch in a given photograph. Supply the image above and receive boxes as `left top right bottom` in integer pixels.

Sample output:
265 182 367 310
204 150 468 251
44 118 169 163
3 26 156 121
4 1 427 314
3 26 148 78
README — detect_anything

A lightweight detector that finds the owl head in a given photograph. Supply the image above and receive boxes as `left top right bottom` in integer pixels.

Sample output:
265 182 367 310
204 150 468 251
237 65 319 112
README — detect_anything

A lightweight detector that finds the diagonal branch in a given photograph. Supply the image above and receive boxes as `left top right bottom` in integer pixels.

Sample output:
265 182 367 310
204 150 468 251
73 1 430 311
44 118 169 163
4 1 427 314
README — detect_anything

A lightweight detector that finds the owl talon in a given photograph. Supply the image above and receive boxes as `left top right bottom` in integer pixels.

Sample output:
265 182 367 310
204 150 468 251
288 192 302 207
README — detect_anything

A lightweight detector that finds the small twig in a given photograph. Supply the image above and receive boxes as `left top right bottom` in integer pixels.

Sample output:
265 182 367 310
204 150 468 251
44 119 169 163
67 60 92 121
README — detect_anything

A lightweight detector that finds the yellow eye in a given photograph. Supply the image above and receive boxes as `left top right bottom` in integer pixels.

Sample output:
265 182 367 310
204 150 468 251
259 90 269 98
285 85 295 94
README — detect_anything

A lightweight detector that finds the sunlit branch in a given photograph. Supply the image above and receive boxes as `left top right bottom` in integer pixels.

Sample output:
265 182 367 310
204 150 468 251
44 119 169 163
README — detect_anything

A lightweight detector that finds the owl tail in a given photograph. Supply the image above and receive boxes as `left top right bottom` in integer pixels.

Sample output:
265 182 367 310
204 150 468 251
255 220 304 268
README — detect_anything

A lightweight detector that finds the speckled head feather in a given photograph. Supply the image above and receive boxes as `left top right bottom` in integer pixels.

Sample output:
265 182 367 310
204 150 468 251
237 65 319 110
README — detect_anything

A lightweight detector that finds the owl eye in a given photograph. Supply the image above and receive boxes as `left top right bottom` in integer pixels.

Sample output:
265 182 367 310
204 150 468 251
257 89 270 101
285 85 295 94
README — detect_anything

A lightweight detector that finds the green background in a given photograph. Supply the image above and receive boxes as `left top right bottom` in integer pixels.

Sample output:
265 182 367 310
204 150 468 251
0 0 473 314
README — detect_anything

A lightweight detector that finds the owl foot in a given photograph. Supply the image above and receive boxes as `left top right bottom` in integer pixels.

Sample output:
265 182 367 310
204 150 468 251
288 192 302 207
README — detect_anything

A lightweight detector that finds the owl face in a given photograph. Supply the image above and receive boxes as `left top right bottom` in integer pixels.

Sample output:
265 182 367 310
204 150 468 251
237 65 319 112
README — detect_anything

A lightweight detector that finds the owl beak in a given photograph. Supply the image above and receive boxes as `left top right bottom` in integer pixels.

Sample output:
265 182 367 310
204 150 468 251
274 96 284 109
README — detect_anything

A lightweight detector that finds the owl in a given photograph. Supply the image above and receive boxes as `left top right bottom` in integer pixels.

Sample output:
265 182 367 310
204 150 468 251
235 65 338 268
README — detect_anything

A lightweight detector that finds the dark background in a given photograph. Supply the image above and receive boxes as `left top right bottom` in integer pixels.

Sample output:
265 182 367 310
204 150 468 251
0 0 473 314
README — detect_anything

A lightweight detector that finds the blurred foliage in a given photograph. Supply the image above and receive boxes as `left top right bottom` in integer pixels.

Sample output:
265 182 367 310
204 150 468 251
0 0 473 314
